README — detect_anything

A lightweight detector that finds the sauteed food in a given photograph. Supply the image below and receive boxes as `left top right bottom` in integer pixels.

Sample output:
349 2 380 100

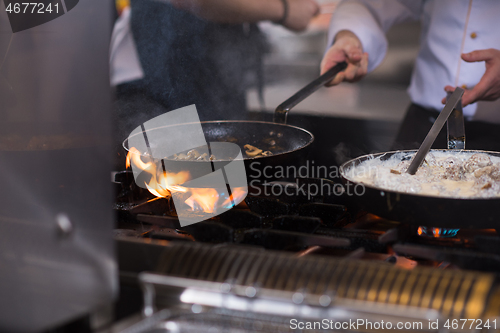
172 144 273 161
243 144 273 158
344 152 500 198
173 149 216 161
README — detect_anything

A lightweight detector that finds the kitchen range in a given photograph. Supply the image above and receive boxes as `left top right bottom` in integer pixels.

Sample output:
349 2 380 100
111 142 500 332
108 88 500 332
2 0 500 332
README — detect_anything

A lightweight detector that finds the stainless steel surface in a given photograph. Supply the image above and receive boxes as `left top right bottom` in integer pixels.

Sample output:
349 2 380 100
135 273 444 332
446 92 466 149
108 240 498 332
407 87 464 175
0 1 116 331
153 242 493 318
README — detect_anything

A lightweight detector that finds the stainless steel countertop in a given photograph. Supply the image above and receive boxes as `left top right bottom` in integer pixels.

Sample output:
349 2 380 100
247 81 410 122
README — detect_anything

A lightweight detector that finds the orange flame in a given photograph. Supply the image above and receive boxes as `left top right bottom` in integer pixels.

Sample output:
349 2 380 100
126 147 189 198
145 170 190 197
221 187 247 208
126 147 152 170
156 171 190 193
185 188 219 213
126 147 247 214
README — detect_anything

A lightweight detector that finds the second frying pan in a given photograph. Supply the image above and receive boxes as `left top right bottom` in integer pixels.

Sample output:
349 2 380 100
340 149 500 229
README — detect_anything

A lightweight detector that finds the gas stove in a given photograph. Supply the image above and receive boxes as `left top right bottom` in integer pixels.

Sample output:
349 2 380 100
110 168 500 333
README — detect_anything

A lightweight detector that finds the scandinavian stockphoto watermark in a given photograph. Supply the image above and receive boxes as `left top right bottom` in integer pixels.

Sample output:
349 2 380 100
247 160 374 199
249 177 366 199
126 105 248 227
3 0 79 32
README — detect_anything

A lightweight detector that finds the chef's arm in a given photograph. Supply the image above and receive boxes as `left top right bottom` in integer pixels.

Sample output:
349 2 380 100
320 0 422 86
442 49 500 107
166 0 319 32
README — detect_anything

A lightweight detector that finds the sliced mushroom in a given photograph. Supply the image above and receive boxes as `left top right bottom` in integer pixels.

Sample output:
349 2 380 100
187 149 201 159
175 153 188 160
482 183 493 190
465 153 492 173
474 165 500 179
196 153 208 161
244 144 263 157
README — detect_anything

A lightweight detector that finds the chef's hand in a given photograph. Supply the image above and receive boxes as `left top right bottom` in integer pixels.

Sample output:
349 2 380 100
320 30 368 86
442 49 500 107
281 0 320 32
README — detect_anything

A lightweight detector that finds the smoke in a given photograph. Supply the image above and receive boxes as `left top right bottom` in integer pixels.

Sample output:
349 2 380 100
333 142 367 166
112 91 168 145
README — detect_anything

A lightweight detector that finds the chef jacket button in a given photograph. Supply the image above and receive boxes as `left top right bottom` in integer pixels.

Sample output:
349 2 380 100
470 32 477 39
461 84 467 89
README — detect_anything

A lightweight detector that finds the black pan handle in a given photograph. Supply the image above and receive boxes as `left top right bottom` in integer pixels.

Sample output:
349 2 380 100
274 61 348 124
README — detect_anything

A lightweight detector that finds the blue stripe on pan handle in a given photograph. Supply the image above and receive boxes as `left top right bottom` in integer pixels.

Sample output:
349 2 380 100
446 91 466 150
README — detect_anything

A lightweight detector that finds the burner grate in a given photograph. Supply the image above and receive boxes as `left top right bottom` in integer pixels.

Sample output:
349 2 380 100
156 242 495 319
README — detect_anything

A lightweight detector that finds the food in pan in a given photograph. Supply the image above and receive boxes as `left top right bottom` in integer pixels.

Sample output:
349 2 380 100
173 149 216 161
169 144 273 161
244 144 273 158
172 144 273 161
344 152 500 198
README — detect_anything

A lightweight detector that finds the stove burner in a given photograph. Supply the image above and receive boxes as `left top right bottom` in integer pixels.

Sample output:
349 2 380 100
418 226 460 238
114 173 500 272
112 172 500 333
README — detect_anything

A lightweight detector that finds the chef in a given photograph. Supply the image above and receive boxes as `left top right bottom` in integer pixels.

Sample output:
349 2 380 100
114 0 319 144
320 0 500 151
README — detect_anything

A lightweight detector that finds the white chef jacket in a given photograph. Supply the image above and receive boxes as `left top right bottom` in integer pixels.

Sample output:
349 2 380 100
109 7 144 87
328 0 500 118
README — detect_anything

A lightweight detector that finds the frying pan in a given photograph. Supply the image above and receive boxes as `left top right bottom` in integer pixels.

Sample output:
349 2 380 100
340 149 500 229
124 62 348 182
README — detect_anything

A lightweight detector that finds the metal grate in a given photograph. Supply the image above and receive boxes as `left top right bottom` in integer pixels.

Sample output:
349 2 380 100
156 242 495 318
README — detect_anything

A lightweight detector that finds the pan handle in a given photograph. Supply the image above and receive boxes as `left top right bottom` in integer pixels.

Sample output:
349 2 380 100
274 61 347 124
446 91 466 149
